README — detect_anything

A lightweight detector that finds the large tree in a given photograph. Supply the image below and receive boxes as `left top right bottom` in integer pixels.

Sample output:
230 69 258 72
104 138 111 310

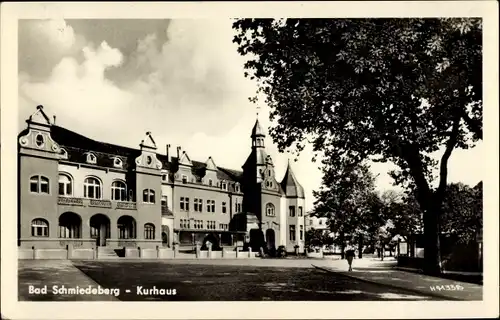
312 161 380 258
233 18 482 274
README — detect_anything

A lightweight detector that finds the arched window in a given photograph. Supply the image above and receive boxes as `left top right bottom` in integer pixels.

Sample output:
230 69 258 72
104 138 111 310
144 223 155 239
84 177 101 199
31 218 49 237
60 148 68 159
118 216 136 239
58 173 72 196
111 180 127 201
266 203 275 217
143 189 155 203
113 157 123 168
58 212 82 238
30 175 50 194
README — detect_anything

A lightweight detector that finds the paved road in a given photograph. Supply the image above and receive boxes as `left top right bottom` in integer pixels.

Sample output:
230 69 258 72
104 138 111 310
61 261 441 301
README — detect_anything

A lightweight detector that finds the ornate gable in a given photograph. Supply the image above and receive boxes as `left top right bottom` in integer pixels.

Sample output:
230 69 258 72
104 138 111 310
205 157 217 171
135 132 162 170
179 151 192 166
18 105 61 155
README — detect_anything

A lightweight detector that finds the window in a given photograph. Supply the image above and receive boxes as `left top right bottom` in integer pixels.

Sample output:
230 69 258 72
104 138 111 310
219 223 228 230
111 181 127 201
193 220 203 229
58 174 72 196
86 153 97 164
236 202 242 213
266 203 275 217
206 221 216 230
208 179 213 186
35 134 45 147
113 157 123 168
31 219 49 237
30 175 50 194
221 181 227 190
235 184 240 193
144 223 155 239
143 189 155 203
289 225 296 241
84 177 101 199
162 174 168 182
222 202 227 214
298 206 303 217
128 189 134 202
161 196 168 208
300 225 304 241
319 220 323 225
206 200 215 213
182 175 188 184
60 148 68 159
146 156 153 165
289 206 296 217
180 219 190 229
194 198 203 212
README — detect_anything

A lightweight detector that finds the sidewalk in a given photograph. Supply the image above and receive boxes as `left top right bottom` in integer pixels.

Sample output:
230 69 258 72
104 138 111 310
312 257 483 301
18 260 119 301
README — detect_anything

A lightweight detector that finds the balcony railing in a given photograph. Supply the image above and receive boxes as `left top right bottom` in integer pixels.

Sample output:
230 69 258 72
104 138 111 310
117 201 137 210
58 197 138 210
58 196 84 206
89 199 112 208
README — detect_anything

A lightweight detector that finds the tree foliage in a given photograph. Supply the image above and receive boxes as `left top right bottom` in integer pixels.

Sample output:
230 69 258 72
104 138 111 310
441 182 483 243
233 18 482 274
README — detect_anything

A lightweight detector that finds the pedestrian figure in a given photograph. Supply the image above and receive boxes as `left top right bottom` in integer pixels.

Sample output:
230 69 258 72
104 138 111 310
345 248 355 271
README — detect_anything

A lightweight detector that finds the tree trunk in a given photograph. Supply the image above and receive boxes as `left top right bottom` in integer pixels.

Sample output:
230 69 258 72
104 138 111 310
358 235 363 259
340 232 345 259
423 204 442 275
381 246 384 261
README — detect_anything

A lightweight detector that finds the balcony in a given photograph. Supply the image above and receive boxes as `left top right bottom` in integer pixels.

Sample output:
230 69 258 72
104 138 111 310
89 199 112 208
117 201 137 210
58 196 84 206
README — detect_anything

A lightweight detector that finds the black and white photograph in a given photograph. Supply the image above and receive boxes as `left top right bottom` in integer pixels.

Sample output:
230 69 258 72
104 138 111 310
1 2 498 319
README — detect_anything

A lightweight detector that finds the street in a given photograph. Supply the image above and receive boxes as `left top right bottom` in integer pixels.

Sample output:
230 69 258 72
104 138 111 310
18 260 444 301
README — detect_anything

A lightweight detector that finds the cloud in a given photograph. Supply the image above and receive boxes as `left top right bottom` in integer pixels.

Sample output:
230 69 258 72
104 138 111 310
18 18 482 212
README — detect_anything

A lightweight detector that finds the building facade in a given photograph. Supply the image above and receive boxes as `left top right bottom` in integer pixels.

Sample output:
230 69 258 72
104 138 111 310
18 105 306 254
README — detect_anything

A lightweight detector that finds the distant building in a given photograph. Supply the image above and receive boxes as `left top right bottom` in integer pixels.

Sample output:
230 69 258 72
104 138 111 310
306 216 329 232
18 105 306 255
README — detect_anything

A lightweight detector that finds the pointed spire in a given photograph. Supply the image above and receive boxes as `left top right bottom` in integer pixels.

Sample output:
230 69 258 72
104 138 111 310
280 160 305 198
251 119 265 138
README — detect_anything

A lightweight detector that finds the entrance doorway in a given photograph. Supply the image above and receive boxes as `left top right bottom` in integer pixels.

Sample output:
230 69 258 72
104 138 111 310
90 214 110 246
266 229 276 251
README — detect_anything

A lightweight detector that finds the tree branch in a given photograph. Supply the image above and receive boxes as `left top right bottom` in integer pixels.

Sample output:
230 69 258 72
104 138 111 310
436 115 461 201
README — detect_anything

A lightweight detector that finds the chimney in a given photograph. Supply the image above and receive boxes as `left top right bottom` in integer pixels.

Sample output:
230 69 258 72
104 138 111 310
166 144 171 162
53 115 56 125
177 146 181 160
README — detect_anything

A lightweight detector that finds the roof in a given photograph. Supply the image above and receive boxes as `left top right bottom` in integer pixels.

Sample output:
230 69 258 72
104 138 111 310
251 119 265 137
280 161 305 198
19 125 243 184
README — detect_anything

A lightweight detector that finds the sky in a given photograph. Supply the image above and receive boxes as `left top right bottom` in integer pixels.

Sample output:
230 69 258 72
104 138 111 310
17 19 483 211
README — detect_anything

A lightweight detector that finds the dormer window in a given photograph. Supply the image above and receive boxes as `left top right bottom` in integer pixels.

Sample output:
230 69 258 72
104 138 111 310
86 153 97 164
113 157 123 168
208 179 213 187
60 148 68 159
221 181 227 190
182 175 188 184
235 184 240 193
146 155 153 165
162 174 168 182
35 134 45 148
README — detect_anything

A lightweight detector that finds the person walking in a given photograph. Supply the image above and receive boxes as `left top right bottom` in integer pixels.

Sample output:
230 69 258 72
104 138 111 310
345 248 355 271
